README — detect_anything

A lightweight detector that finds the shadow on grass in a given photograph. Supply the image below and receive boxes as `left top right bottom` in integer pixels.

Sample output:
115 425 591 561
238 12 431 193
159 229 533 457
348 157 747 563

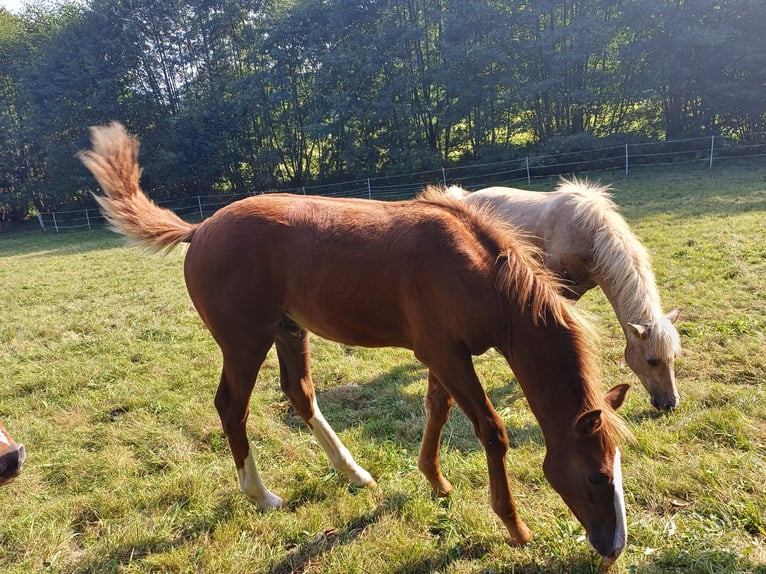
279 357 544 457
0 227 122 258
622 407 671 425
69 497 241 573
269 493 602 574
270 492 411 574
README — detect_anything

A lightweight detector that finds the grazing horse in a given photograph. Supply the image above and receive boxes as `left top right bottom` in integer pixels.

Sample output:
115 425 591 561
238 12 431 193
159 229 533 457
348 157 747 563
0 420 25 485
449 180 681 411
80 122 631 563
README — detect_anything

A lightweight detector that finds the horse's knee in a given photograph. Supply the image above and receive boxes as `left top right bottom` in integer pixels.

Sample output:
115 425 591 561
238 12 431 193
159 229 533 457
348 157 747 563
475 418 510 457
424 384 453 420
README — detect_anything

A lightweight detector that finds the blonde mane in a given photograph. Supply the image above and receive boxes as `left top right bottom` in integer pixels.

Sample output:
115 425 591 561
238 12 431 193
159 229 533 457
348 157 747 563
557 178 680 361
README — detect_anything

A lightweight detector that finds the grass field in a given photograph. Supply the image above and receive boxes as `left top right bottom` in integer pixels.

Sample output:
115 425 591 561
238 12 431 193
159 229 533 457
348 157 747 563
1 163 765 573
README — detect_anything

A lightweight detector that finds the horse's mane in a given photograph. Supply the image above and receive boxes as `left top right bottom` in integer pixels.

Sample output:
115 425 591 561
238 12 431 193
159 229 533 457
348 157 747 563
419 185 630 444
557 177 679 361
419 185 570 325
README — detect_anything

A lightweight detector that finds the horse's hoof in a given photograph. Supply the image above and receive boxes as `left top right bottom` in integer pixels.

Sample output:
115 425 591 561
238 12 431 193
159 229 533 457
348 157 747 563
350 468 377 489
507 524 532 547
430 477 453 498
255 490 284 511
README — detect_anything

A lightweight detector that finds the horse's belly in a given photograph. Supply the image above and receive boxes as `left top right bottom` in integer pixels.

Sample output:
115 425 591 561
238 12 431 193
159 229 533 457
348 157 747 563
284 305 413 350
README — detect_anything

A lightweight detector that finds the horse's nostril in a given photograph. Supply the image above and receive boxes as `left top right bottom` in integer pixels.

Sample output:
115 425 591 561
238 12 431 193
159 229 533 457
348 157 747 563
17 444 26 466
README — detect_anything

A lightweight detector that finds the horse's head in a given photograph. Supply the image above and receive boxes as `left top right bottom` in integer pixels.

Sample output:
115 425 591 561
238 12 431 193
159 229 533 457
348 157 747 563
542 384 630 563
624 309 681 411
0 424 25 486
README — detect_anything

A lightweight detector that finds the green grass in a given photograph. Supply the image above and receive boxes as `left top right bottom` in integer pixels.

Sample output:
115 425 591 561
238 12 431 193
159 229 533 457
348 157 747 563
1 162 765 573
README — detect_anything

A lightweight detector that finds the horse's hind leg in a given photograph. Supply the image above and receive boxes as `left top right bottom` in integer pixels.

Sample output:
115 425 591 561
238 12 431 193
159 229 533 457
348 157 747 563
216 338 284 510
418 372 454 496
275 316 375 488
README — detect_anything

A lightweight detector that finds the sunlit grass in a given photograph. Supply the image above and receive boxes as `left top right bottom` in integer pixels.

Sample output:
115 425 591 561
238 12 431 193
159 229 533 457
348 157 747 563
1 162 765 572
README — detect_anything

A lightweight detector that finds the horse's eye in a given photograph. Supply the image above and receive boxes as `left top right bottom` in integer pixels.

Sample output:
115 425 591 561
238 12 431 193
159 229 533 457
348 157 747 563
589 472 610 486
647 358 660 367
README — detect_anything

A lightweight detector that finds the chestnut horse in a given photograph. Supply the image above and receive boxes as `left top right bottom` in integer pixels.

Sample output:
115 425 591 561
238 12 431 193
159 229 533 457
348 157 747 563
449 180 681 410
80 123 631 562
0 420 25 485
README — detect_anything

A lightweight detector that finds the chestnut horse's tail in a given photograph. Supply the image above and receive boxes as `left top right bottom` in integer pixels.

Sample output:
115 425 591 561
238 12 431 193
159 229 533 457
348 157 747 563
78 122 197 253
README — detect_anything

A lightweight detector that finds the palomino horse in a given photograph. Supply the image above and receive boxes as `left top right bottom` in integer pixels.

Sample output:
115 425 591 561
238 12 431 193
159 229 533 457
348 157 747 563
80 123 631 562
0 420 25 485
449 180 681 411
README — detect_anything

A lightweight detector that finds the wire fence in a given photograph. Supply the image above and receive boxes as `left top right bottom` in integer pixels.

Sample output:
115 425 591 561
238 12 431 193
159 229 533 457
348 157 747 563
36 133 766 232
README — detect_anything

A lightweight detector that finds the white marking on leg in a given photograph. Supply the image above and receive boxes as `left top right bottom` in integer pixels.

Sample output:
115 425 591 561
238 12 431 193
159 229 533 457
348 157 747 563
611 448 628 555
237 452 284 510
309 398 376 488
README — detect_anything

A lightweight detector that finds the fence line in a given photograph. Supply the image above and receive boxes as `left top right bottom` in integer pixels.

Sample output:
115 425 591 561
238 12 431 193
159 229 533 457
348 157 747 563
36 133 766 232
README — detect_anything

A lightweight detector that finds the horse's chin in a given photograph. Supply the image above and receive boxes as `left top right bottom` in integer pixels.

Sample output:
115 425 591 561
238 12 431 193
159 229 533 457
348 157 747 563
587 532 625 563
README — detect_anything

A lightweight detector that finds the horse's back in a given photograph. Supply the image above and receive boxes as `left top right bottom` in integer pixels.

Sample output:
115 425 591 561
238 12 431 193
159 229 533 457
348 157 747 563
183 193 506 353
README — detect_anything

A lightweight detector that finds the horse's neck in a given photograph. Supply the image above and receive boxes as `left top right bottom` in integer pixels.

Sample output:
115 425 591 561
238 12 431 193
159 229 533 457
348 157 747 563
594 259 663 329
586 208 666 329
500 319 597 441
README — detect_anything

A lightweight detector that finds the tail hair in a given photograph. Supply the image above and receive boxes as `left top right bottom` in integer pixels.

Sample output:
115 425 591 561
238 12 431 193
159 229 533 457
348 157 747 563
78 121 196 253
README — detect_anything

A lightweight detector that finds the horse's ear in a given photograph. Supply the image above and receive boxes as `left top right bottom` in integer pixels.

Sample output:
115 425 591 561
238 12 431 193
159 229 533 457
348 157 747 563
574 409 603 435
666 308 681 324
604 384 630 411
626 322 648 338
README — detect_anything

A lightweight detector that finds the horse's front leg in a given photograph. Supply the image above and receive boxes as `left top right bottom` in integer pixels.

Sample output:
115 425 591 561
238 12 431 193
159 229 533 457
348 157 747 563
417 372 454 496
275 316 375 488
428 351 532 546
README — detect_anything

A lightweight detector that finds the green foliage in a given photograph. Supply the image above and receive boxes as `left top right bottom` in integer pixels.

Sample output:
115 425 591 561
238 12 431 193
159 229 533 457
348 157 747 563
2 0 766 221
1 165 765 572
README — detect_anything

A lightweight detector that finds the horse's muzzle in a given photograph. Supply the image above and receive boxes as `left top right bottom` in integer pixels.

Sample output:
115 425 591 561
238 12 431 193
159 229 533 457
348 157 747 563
587 528 626 562
0 443 25 485
651 391 679 411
